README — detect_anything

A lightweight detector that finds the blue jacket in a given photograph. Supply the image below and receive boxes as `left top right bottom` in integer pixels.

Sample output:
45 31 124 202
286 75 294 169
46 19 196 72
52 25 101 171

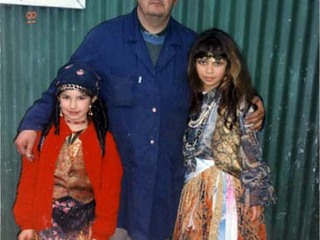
19 8 197 239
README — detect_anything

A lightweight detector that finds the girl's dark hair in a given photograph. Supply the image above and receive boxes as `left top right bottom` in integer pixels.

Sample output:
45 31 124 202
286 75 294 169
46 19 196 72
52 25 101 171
188 28 257 129
39 90 108 155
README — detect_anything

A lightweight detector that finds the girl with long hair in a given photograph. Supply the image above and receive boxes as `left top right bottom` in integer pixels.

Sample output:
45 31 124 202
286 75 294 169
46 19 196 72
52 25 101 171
174 28 276 240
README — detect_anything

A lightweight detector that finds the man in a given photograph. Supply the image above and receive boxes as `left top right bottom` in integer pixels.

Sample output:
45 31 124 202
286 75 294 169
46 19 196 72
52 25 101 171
15 1 264 239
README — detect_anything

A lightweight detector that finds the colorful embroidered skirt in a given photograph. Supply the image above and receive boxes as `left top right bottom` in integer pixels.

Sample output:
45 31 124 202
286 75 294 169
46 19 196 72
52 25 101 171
173 166 266 240
33 196 95 240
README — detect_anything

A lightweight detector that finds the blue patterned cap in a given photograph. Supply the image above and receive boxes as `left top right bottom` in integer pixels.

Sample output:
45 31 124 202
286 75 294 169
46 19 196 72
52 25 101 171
55 62 100 96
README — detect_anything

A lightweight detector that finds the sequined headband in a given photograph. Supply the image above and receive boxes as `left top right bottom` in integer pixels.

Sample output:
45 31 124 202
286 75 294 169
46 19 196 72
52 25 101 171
57 83 95 95
205 51 226 61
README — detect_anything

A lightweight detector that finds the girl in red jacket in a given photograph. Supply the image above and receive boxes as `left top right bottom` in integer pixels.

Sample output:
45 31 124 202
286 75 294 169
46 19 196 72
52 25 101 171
13 63 123 240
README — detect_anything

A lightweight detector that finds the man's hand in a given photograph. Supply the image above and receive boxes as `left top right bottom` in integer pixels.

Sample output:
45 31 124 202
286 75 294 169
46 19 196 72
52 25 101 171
14 130 37 160
245 96 265 131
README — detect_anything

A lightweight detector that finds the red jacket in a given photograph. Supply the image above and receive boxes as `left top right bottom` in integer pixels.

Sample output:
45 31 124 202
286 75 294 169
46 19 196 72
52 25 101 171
13 120 123 239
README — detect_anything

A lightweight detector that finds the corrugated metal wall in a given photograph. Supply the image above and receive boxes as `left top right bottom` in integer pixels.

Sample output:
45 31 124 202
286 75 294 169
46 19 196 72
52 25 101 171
0 0 318 239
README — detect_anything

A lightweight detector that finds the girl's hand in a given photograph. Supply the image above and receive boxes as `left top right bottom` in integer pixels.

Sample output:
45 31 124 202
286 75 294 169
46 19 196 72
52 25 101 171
251 205 264 221
18 229 35 240
88 227 97 240
244 205 264 222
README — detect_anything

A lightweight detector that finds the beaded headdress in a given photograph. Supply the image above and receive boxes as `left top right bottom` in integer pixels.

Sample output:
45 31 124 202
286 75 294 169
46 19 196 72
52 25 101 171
55 63 100 96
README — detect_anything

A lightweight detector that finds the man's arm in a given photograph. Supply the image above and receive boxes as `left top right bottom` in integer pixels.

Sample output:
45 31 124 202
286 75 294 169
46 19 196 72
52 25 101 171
15 81 57 158
17 81 57 132
15 29 99 158
16 23 109 158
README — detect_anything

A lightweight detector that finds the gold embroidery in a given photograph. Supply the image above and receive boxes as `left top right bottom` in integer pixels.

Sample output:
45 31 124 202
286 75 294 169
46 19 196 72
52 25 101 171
212 114 242 178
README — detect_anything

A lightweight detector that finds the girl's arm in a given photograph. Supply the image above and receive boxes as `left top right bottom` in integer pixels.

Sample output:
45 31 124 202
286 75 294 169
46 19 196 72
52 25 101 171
239 107 276 207
13 133 41 229
91 132 123 240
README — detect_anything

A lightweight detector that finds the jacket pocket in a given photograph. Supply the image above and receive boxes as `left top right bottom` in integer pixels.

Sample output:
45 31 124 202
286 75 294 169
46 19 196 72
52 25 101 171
108 74 137 107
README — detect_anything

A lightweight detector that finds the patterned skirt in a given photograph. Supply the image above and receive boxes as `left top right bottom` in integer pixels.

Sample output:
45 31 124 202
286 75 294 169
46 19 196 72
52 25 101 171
32 196 95 240
173 165 266 240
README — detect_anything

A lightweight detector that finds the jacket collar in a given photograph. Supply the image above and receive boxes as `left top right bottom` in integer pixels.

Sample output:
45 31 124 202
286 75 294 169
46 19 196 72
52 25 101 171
124 8 183 72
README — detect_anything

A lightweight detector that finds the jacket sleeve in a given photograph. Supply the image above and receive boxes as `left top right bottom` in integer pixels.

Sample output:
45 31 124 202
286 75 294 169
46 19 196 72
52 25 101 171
238 108 276 206
13 133 41 229
69 25 101 64
91 132 123 239
18 23 106 133
17 82 57 132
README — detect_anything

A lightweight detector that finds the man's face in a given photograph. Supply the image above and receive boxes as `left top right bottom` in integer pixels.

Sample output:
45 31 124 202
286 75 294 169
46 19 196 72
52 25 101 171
137 0 177 18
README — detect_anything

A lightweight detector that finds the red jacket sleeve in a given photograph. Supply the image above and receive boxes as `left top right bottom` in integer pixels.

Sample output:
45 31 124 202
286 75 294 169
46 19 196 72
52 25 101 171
13 133 41 229
91 132 123 239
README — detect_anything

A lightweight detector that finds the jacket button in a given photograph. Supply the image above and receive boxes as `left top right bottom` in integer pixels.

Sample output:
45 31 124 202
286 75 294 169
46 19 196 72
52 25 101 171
152 107 157 113
150 140 155 145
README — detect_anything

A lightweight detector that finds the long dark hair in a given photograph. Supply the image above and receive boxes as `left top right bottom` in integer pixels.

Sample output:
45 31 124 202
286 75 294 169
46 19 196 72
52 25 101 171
188 28 256 129
39 90 108 156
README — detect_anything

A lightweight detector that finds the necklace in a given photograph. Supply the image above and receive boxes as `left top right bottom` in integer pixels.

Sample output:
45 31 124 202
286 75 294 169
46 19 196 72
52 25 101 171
184 100 215 152
188 101 215 128
183 90 219 172
65 119 88 125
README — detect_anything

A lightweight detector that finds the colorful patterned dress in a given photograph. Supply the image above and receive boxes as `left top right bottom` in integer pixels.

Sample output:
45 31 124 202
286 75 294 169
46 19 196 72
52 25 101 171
173 89 276 240
37 130 95 240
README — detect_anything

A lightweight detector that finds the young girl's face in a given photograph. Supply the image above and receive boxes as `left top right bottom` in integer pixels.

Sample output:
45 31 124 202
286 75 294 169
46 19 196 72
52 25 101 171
58 89 93 122
196 57 227 92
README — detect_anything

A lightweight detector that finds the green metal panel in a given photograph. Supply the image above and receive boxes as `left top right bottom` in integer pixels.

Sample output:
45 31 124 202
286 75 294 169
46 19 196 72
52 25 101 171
0 0 318 239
